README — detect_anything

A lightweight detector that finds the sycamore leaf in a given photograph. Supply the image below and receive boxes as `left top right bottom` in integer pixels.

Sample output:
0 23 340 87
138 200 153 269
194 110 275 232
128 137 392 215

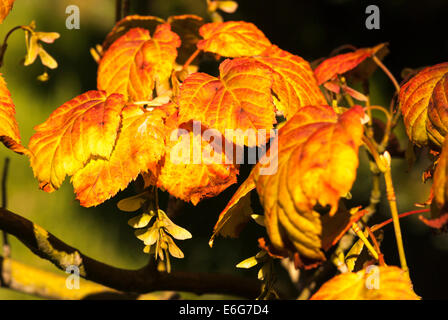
427 73 448 147
209 172 255 247
0 74 28 154
0 0 14 23
399 62 448 147
71 104 170 207
314 43 387 85
254 45 326 119
197 21 271 57
29 91 125 192
157 111 239 205
254 106 364 262
310 266 420 300
97 25 181 102
101 15 165 51
424 138 448 228
178 58 275 147
167 14 204 65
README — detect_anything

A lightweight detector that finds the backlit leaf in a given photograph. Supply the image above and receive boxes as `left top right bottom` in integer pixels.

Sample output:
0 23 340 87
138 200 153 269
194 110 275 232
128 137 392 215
71 104 169 207
398 62 448 147
0 74 27 154
97 25 181 102
178 58 275 147
314 43 387 85
426 73 448 147
0 0 14 23
254 45 326 119
254 106 364 262
29 91 125 192
310 266 420 300
197 21 271 57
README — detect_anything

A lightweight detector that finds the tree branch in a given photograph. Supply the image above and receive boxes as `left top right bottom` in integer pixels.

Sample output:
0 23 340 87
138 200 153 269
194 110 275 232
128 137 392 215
0 208 261 298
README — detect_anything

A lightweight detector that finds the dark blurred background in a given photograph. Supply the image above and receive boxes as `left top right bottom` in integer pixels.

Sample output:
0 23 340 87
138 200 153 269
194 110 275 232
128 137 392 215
0 0 447 299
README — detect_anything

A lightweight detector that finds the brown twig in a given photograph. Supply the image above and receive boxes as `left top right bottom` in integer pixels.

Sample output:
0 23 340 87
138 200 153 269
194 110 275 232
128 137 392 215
1 158 10 258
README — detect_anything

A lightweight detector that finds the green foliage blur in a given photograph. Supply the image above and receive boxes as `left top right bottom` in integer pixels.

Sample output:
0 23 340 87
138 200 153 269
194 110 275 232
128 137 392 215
0 0 447 299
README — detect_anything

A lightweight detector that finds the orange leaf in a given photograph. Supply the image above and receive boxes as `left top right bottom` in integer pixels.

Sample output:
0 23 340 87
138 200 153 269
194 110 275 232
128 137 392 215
0 74 27 154
157 111 239 205
197 21 271 57
0 0 14 24
253 45 326 119
254 105 364 262
209 172 256 246
178 58 275 147
310 266 420 300
167 14 204 65
101 15 165 51
29 91 125 192
97 25 181 102
72 104 170 207
314 43 386 85
427 73 448 147
399 62 448 147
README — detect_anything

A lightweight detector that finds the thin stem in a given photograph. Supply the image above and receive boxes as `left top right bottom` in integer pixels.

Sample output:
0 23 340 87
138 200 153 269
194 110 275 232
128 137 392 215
351 223 379 260
383 159 409 274
1 158 10 258
372 55 400 94
362 135 386 172
182 48 201 71
365 226 385 266
371 209 430 233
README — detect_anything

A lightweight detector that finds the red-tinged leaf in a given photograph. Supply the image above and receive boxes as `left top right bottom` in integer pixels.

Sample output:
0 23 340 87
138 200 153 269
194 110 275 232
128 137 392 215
0 0 14 23
178 58 275 147
314 43 387 85
311 266 420 300
209 173 256 247
72 104 170 207
157 111 239 205
253 45 327 119
29 91 125 192
197 21 271 57
97 25 181 102
427 73 448 146
399 62 448 147
101 15 165 51
167 14 204 65
254 106 364 263
0 74 28 154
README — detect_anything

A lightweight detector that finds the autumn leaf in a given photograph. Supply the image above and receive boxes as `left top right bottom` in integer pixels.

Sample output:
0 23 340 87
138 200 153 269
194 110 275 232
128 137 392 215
29 91 125 192
254 45 326 119
97 25 181 102
399 62 448 147
209 172 255 246
254 105 364 262
167 14 204 65
72 104 170 207
427 73 448 147
0 74 28 155
0 0 14 23
157 110 239 205
197 21 271 57
423 138 448 228
178 58 275 147
314 43 387 86
310 266 420 300
101 15 165 51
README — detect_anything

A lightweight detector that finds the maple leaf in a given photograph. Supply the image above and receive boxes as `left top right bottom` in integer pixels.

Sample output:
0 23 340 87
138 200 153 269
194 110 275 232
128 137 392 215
0 0 14 24
253 45 327 119
28 90 125 192
97 25 181 102
197 21 271 57
398 62 448 147
157 110 239 205
314 43 387 86
178 58 275 147
254 105 364 262
427 73 448 147
310 266 420 300
72 104 170 207
0 74 28 154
